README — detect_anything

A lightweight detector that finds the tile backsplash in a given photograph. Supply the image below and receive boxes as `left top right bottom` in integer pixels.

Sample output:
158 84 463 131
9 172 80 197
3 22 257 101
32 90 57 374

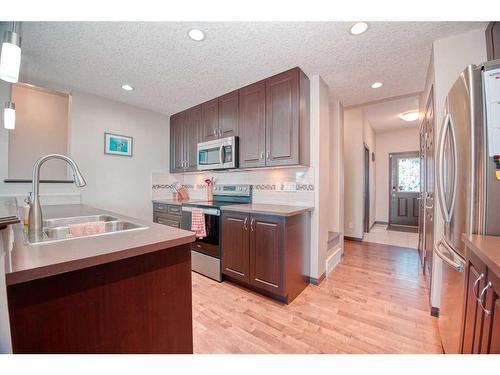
152 167 315 207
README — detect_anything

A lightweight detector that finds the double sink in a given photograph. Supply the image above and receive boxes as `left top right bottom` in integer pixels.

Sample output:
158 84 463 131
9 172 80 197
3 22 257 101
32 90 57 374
26 214 147 245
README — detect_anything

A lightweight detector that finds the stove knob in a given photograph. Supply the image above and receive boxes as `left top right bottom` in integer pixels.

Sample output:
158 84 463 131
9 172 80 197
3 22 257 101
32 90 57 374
238 186 242 191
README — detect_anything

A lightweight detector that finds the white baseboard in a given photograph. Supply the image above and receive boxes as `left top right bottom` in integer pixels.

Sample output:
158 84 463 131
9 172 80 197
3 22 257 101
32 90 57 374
326 245 343 275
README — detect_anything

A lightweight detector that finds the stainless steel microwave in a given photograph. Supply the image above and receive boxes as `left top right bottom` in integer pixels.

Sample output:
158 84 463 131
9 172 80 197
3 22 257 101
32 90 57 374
197 136 238 170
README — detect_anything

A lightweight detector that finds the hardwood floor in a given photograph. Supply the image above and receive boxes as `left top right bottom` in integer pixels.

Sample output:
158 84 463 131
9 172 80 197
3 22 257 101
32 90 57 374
192 240 443 354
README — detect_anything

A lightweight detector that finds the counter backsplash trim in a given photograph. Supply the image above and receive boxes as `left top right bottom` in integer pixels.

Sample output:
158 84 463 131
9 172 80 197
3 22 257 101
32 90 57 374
152 168 315 207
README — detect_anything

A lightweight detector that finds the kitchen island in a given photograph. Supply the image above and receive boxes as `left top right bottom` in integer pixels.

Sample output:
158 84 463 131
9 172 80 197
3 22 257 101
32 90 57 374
4 204 195 353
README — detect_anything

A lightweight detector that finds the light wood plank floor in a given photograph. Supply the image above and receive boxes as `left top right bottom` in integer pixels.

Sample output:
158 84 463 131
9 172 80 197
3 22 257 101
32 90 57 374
192 240 443 354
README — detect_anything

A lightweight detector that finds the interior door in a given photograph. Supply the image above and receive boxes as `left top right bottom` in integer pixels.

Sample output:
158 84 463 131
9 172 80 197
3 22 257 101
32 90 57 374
418 121 426 261
389 151 420 226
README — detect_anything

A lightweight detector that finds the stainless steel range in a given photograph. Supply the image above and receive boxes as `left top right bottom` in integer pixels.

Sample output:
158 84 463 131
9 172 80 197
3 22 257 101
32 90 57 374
181 184 251 281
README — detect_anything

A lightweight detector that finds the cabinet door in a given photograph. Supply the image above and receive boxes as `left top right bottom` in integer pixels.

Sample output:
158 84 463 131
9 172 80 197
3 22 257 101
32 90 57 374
265 68 299 167
221 211 250 283
479 271 500 354
462 258 487 353
249 214 284 295
201 98 219 142
239 81 266 168
170 112 185 173
219 90 239 138
185 105 201 172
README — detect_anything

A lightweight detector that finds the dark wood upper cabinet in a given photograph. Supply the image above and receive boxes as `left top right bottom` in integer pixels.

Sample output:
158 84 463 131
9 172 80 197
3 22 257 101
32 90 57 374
249 214 284 295
201 98 219 142
265 67 310 167
221 211 250 284
239 81 266 168
169 112 185 173
185 105 201 172
486 22 500 61
219 90 239 138
170 67 310 172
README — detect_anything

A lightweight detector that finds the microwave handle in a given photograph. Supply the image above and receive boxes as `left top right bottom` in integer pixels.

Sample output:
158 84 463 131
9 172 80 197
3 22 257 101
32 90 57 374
219 144 225 166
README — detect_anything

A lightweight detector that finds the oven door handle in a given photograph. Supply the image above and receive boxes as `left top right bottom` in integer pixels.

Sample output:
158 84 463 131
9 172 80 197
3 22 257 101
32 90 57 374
182 206 220 216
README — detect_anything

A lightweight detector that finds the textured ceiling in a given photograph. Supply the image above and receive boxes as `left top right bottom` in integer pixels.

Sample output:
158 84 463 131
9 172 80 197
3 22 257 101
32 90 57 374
362 95 420 133
2 21 487 115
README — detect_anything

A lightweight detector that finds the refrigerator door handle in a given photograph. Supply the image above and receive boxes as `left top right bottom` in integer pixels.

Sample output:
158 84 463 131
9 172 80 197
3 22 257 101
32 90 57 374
437 113 458 223
435 240 464 272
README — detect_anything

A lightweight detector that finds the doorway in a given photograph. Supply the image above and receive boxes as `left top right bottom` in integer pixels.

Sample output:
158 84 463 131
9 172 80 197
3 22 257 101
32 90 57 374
388 151 420 229
364 145 370 233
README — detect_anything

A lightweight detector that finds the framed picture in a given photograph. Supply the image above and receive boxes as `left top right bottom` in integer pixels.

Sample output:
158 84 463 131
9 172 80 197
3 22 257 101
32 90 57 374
104 133 133 157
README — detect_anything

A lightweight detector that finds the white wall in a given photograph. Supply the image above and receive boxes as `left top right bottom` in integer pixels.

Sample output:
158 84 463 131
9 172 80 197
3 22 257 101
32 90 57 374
363 118 376 228
309 75 330 279
343 108 364 239
374 127 420 223
329 97 344 237
70 92 169 220
0 87 170 220
426 27 488 309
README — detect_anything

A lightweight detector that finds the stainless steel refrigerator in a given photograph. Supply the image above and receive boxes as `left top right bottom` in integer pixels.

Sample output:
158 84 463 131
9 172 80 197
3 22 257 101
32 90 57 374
436 60 500 354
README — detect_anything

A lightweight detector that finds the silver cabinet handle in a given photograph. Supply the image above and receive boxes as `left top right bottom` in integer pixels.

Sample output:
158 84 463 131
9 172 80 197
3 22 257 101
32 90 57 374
243 217 248 231
219 128 222 136
473 273 485 302
479 281 492 316
250 218 255 231
213 128 217 136
260 152 264 160
266 150 270 159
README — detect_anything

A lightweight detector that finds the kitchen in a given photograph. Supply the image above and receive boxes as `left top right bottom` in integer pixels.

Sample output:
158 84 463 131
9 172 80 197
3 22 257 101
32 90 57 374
1 2 500 372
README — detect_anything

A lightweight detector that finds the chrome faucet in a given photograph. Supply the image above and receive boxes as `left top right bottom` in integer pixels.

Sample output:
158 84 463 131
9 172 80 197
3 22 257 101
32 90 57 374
28 154 86 234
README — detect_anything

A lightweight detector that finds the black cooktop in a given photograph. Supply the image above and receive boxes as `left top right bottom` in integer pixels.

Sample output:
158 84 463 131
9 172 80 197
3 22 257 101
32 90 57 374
184 200 240 208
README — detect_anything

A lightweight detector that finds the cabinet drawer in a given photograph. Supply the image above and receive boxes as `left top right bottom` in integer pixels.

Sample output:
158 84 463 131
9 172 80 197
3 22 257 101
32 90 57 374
167 205 182 216
154 213 181 228
153 203 168 213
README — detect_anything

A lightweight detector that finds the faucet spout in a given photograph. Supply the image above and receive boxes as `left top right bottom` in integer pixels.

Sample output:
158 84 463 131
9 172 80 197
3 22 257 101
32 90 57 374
28 154 86 234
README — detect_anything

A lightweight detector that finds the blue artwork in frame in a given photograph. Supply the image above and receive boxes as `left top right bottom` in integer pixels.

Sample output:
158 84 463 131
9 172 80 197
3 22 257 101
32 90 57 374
104 133 133 157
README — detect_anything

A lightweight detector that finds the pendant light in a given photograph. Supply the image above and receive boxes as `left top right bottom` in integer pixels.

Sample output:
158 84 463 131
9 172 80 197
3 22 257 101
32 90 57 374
4 101 15 129
0 22 22 83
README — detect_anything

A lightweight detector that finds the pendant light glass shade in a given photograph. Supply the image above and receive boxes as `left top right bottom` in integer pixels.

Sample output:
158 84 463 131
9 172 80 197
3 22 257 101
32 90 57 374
4 102 15 130
0 31 22 83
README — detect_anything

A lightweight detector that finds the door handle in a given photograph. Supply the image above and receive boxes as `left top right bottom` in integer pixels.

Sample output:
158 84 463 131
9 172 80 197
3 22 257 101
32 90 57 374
434 240 464 272
250 218 255 231
219 145 225 166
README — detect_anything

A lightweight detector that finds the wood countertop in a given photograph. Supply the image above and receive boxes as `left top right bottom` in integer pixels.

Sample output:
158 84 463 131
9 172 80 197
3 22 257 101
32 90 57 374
5 204 195 285
463 234 500 277
220 203 313 217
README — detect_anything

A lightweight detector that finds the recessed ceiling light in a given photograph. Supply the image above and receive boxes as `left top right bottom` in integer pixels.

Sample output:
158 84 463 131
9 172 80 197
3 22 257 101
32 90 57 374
371 82 383 89
398 110 420 122
121 84 134 91
350 22 368 35
188 28 205 41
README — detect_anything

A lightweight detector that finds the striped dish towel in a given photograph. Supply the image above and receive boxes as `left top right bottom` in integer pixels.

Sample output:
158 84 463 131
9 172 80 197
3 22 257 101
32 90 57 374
191 208 206 238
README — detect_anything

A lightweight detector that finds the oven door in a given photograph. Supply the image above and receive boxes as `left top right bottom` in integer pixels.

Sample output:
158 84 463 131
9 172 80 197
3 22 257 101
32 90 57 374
181 206 220 258
197 136 237 170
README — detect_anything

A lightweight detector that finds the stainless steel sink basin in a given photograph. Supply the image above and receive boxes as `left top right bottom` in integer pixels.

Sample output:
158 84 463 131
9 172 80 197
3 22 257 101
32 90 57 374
25 215 148 245
43 215 119 229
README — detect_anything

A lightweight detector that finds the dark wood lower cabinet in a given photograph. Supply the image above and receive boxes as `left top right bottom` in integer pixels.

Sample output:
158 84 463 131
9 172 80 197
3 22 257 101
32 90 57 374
461 240 500 354
7 244 193 353
221 211 250 283
221 211 310 304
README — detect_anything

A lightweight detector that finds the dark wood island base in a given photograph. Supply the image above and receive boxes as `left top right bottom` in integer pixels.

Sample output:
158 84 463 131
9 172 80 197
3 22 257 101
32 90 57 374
7 244 193 354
